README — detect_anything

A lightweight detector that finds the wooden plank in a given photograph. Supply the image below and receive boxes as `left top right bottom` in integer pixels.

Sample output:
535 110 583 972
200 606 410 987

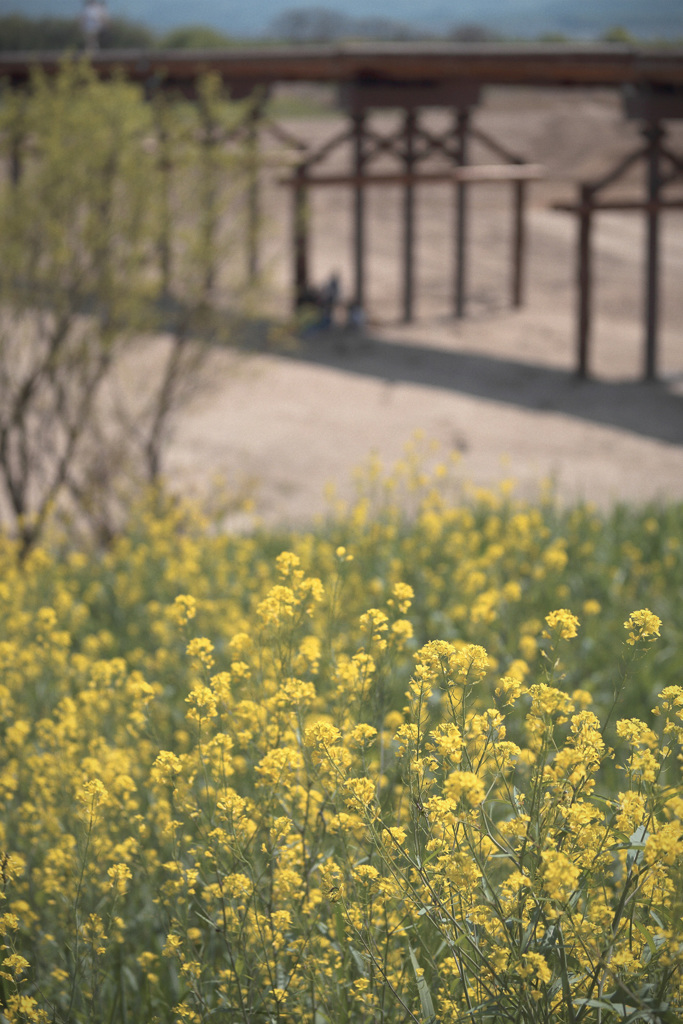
452 163 545 182
340 79 481 112
279 165 545 187
554 199 683 212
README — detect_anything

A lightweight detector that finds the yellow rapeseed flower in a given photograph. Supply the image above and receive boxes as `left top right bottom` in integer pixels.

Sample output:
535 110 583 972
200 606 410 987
624 608 662 645
544 608 580 640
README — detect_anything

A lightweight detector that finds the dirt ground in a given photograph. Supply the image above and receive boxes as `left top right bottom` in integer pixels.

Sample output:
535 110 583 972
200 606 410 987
162 86 683 527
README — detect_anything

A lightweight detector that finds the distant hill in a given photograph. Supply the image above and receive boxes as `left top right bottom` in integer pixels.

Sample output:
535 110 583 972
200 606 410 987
535 0 682 38
4 0 683 40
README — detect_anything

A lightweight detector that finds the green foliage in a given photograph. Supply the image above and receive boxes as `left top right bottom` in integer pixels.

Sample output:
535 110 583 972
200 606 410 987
0 14 246 52
0 460 681 1023
601 26 638 45
0 61 251 551
0 62 155 547
157 25 237 49
100 17 158 49
0 14 155 51
0 15 80 51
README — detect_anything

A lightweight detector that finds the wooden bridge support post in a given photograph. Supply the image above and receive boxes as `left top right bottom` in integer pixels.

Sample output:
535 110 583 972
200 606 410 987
644 121 663 382
512 179 526 307
6 90 26 187
293 164 310 309
352 111 366 309
10 131 22 186
403 109 417 322
577 184 593 380
149 94 173 296
245 98 265 285
454 110 470 318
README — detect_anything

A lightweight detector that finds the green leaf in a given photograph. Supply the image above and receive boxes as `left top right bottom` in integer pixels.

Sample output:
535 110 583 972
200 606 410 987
627 824 650 870
333 904 345 947
349 945 368 978
631 919 656 959
512 787 526 815
409 946 436 1024
574 997 626 1013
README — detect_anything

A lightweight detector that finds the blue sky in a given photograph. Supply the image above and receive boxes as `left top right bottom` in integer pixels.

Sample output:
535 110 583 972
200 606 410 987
5 0 682 40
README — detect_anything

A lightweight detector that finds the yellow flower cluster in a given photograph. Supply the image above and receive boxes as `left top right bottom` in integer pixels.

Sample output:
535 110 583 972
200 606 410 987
0 462 680 1024
624 607 662 645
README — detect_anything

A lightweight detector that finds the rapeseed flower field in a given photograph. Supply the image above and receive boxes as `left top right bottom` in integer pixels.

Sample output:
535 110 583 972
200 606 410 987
1 452 682 1023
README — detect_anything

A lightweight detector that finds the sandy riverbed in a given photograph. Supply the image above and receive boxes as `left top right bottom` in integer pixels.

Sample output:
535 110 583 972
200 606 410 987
158 86 683 525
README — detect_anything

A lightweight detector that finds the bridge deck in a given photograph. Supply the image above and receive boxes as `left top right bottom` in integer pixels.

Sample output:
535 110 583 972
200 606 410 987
1 43 683 91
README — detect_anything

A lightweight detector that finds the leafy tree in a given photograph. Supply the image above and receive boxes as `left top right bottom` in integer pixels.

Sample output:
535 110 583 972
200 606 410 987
347 17 423 41
601 25 637 44
448 23 503 43
0 14 155 50
100 17 156 48
158 25 236 49
0 61 248 551
0 15 80 50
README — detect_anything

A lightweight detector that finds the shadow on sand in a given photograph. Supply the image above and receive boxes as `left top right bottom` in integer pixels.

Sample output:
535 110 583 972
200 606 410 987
271 326 683 448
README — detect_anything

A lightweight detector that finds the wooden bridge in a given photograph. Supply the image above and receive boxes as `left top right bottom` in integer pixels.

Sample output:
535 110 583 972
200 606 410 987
2 43 683 380
2 43 683 91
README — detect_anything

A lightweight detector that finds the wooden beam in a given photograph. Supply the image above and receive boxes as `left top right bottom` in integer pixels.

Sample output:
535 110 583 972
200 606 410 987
293 167 309 309
452 163 545 182
554 199 683 212
645 123 663 382
352 112 366 308
577 185 592 379
245 98 265 283
454 110 470 319
279 165 546 187
340 79 481 112
403 109 416 322
512 179 526 308
1 45 683 90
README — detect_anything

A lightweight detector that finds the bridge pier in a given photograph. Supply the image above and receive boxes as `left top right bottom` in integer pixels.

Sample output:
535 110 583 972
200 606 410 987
281 79 542 323
555 85 683 381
